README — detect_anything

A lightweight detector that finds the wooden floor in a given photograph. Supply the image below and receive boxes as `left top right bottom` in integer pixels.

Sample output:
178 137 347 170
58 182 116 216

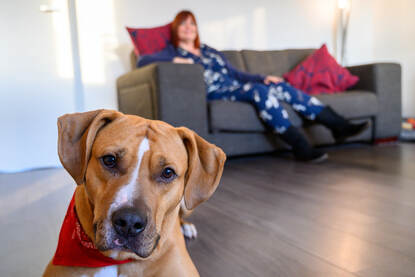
1 143 415 276
187 143 415 277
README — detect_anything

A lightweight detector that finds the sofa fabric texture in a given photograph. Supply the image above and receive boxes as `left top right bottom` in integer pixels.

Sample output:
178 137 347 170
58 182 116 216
117 48 401 156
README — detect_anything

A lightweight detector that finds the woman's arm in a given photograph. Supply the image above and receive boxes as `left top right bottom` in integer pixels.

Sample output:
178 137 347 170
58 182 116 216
137 44 177 67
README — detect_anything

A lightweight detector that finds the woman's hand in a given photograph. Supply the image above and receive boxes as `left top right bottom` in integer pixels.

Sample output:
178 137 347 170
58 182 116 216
264 75 284 85
173 57 194 64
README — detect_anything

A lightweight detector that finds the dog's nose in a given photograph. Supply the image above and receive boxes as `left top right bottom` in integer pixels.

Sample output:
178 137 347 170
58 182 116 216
112 208 146 238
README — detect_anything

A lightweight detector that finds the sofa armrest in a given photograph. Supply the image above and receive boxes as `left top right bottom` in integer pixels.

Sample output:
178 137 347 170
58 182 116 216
117 64 159 119
347 63 401 138
117 63 209 136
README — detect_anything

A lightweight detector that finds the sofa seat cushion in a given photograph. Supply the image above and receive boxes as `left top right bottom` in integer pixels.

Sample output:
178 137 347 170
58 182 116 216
315 90 378 119
209 90 377 133
209 100 302 132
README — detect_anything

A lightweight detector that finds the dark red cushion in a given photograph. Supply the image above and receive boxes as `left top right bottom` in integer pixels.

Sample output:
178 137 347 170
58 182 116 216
126 23 171 56
283 44 359 95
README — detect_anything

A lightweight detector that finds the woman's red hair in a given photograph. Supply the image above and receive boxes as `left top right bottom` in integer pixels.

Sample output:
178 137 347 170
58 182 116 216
171 10 200 49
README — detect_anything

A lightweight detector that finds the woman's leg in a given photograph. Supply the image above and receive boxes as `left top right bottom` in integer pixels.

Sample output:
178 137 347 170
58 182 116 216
315 107 369 143
219 83 327 162
269 82 369 142
226 83 292 133
268 82 324 120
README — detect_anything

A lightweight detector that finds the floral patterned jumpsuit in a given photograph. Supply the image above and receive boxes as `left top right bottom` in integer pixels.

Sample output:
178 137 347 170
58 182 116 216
177 44 325 134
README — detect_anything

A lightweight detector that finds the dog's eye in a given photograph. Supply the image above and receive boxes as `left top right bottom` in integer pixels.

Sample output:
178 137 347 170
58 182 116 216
161 167 176 181
101 155 117 168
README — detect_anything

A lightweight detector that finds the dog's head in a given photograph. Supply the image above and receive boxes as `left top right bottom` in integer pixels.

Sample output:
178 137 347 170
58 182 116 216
57 109 225 259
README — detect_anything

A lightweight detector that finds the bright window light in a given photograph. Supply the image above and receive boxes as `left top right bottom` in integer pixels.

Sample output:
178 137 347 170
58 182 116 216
338 0 350 10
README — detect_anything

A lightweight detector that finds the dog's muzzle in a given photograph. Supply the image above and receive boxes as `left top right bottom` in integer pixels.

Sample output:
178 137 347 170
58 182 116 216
111 207 147 239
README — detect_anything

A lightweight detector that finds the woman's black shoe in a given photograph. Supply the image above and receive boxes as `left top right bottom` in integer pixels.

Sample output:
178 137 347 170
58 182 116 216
316 107 369 143
279 126 328 163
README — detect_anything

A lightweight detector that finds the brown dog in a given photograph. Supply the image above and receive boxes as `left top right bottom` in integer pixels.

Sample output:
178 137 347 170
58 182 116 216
43 109 226 277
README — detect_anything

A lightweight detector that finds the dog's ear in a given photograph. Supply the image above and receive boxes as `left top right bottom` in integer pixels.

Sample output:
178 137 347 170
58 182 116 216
57 109 121 185
177 127 226 210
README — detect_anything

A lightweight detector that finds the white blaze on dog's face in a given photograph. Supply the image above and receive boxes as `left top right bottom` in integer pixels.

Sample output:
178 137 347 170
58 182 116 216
85 116 190 258
108 136 149 213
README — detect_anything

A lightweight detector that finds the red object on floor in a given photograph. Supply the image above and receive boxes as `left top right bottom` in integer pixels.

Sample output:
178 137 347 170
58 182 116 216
283 44 359 95
52 193 133 267
374 136 398 145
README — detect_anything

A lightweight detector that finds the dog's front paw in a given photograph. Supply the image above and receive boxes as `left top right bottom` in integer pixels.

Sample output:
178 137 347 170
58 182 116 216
180 221 197 240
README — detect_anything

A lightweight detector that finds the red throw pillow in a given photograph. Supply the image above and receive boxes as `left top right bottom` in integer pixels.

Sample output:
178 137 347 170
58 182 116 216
283 44 359 95
126 23 171 56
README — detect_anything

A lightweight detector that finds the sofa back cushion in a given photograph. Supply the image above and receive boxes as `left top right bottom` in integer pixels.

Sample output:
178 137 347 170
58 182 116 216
130 47 314 73
221 51 247 72
241 49 314 76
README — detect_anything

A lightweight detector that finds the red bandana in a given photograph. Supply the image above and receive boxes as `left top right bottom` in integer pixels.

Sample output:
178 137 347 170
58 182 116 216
52 192 133 267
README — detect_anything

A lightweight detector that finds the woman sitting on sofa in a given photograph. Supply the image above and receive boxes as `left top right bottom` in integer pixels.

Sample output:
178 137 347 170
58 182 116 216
137 10 368 162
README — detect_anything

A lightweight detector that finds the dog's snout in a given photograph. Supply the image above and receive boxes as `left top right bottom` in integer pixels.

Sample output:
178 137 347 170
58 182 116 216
112 208 147 238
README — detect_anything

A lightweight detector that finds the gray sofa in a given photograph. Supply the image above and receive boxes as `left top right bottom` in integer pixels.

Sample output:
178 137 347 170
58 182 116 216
117 49 401 156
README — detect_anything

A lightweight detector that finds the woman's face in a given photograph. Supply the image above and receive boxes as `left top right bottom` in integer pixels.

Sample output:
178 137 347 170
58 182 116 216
177 16 197 43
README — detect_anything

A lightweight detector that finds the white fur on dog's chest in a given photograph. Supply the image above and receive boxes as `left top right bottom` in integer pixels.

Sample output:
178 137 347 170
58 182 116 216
80 265 130 277
93 265 117 277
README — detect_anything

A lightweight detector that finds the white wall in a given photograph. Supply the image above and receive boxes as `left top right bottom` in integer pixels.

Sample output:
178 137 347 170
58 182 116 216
2 0 414 172
0 0 76 173
372 0 415 118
